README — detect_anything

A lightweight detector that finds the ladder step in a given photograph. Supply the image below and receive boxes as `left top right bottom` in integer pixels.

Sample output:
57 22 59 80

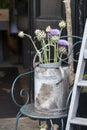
78 80 87 87
84 49 87 59
70 117 87 126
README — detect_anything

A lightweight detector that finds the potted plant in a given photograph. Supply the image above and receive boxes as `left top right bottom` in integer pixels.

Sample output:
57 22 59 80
0 0 10 22
18 20 70 115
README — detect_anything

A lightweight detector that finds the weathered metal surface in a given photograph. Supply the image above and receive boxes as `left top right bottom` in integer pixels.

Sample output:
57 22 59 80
34 63 69 115
20 104 67 118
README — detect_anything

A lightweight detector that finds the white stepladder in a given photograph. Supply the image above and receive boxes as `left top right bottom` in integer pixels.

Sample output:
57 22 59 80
66 19 87 130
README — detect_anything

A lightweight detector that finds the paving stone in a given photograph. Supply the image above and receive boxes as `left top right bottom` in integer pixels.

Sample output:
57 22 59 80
0 117 39 130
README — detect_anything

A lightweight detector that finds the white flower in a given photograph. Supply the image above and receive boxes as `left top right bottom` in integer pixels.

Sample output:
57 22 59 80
59 20 66 28
35 29 41 35
50 35 59 43
41 30 46 39
46 26 51 33
35 30 46 41
18 31 25 38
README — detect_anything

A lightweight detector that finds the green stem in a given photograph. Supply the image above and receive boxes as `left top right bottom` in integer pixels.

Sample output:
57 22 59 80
48 34 50 63
38 51 43 63
24 34 38 52
48 43 50 63
59 28 63 38
24 34 43 63
42 39 48 63
56 43 58 62
54 42 57 62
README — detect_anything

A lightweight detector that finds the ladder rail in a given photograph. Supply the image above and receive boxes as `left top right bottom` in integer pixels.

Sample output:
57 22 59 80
66 19 87 130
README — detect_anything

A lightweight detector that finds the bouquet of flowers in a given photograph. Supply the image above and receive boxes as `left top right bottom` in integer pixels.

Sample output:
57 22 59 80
18 20 69 65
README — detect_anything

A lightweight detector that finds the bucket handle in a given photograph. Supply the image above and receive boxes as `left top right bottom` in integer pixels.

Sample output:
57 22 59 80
56 66 65 85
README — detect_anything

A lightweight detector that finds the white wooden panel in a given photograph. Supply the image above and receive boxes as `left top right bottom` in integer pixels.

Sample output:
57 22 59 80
70 117 87 126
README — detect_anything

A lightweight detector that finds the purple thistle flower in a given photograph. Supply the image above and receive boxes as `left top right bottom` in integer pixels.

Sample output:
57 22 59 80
58 39 69 46
49 29 60 35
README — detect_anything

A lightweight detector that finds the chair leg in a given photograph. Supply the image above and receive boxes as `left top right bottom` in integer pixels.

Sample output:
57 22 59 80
61 118 65 130
50 119 54 130
15 111 22 130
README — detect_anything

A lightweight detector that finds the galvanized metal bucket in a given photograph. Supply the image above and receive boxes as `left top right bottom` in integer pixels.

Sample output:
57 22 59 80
34 62 70 115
